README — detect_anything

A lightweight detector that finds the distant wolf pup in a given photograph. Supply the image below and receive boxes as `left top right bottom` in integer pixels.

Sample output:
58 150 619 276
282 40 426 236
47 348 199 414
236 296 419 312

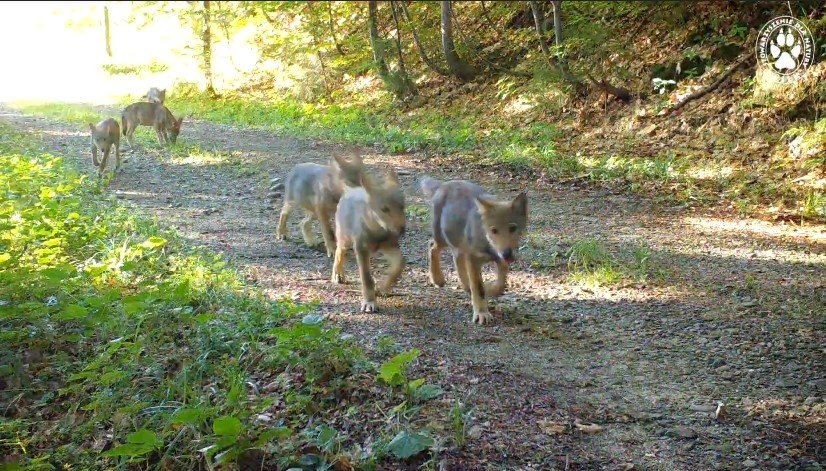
277 153 364 256
332 171 406 313
121 102 184 148
420 177 527 325
145 87 166 104
88 118 121 178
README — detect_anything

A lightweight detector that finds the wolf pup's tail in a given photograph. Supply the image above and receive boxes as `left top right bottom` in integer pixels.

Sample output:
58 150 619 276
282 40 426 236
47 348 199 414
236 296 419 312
419 176 442 199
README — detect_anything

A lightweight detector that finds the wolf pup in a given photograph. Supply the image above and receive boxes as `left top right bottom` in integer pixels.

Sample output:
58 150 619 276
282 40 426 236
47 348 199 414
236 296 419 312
121 102 184 148
277 153 364 256
145 87 166 104
88 118 121 178
332 171 406 313
420 177 527 325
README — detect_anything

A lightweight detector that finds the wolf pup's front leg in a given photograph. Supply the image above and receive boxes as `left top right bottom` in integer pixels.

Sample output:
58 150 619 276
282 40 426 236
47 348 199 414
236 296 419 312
355 246 378 312
465 254 493 324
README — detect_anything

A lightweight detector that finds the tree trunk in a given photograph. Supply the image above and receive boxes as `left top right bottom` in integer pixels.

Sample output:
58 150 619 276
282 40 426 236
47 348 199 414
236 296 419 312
552 1 563 47
202 0 216 96
104 6 113 57
440 1 475 81
398 1 449 76
327 1 345 56
368 0 390 79
529 1 551 58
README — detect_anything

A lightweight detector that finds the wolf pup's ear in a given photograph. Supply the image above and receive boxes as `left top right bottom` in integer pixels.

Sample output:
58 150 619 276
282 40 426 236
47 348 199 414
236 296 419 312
385 169 399 186
512 192 528 216
475 195 496 214
360 173 373 193
89 123 96 133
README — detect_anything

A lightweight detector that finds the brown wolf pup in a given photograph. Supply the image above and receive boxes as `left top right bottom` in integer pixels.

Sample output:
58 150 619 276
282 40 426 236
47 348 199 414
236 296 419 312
420 177 528 325
121 102 184 148
145 87 166 104
276 153 364 256
88 118 121 178
332 171 406 313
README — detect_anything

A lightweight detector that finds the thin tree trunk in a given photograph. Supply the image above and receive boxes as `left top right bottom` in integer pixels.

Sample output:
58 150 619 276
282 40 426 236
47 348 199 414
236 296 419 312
529 1 551 58
389 1 408 76
202 0 216 96
368 0 390 79
104 6 112 57
440 1 475 81
398 1 449 76
327 1 345 56
552 1 563 46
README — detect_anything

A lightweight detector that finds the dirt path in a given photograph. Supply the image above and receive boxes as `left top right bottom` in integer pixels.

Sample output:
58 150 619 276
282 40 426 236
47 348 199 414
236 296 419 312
3 106 824 470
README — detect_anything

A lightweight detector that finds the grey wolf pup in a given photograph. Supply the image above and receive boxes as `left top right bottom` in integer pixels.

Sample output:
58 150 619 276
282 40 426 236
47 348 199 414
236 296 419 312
121 102 184 148
145 87 166 104
88 118 121 178
332 171 406 313
420 177 528 325
277 153 364 256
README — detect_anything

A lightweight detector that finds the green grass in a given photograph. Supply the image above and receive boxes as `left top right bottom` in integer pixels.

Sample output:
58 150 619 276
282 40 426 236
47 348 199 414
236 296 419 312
565 238 658 287
11 96 826 223
0 121 436 469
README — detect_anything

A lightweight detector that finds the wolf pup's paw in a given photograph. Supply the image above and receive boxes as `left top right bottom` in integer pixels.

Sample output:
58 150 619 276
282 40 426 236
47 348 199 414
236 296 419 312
332 273 345 284
472 310 493 325
429 274 446 288
361 300 379 313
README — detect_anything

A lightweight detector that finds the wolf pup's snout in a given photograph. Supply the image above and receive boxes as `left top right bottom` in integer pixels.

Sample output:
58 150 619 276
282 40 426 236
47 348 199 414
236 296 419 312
501 248 515 263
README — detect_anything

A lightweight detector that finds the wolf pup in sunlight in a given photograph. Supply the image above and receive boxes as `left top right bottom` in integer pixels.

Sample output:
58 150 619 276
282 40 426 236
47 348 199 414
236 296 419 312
420 177 528 325
332 170 406 313
277 152 364 256
121 102 184 148
88 118 121 178
145 87 166 104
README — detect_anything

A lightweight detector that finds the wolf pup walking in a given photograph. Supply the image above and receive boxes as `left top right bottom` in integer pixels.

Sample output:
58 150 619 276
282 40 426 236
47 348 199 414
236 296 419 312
332 171 406 313
420 177 527 325
277 153 364 256
145 87 166 104
88 118 121 178
121 102 184 148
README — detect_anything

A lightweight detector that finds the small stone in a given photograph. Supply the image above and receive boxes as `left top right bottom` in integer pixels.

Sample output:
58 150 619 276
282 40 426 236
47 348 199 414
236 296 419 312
742 459 758 468
803 396 819 406
674 426 697 439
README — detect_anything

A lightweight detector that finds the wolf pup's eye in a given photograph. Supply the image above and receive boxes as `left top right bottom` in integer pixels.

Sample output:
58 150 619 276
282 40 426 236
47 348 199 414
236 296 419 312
491 227 499 235
382 206 390 213
509 224 518 233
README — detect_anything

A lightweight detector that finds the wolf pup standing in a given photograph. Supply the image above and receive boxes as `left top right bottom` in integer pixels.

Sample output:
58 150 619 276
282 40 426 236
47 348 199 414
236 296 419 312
121 102 184 148
332 170 406 313
145 87 166 104
88 118 121 178
420 177 527 325
277 153 364 256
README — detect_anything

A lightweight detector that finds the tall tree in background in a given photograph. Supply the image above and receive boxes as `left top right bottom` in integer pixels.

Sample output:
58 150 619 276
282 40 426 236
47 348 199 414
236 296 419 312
552 1 563 47
103 6 113 57
201 0 216 96
440 1 475 81
368 0 415 99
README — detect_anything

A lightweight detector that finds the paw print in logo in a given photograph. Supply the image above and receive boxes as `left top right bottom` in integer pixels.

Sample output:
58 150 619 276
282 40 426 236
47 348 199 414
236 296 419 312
769 27 802 72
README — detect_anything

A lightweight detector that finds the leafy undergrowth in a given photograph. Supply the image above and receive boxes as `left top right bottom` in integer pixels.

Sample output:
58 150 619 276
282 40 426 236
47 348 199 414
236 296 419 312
0 122 443 469
164 86 823 223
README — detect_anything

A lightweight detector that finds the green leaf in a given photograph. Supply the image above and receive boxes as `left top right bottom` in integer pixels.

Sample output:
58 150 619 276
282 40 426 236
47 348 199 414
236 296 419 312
171 407 210 425
98 370 126 386
386 430 433 459
414 384 444 401
141 236 167 249
378 349 419 386
127 429 162 447
407 378 425 392
213 416 242 436
56 304 88 321
0 253 11 265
